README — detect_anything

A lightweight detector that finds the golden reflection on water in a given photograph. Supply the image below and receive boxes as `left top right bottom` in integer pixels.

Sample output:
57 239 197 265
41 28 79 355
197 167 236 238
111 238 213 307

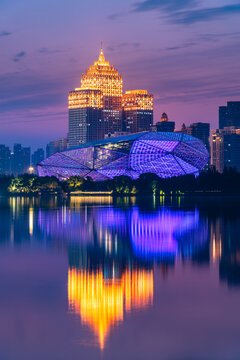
68 268 153 349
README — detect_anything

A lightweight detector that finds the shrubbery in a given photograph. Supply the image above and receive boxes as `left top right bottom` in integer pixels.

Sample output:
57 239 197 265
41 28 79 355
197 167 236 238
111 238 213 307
1 167 240 196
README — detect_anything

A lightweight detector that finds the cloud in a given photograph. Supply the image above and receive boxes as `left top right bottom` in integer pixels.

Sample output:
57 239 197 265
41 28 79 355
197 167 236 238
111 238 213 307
107 42 141 52
13 51 26 62
133 0 197 13
0 31 12 37
170 3 240 24
166 42 196 51
37 47 65 55
110 0 240 25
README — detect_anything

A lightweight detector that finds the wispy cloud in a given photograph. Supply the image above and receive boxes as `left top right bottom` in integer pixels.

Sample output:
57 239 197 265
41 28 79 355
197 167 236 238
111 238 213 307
0 31 12 37
37 47 65 55
13 51 26 62
109 0 240 25
170 3 240 24
133 0 197 13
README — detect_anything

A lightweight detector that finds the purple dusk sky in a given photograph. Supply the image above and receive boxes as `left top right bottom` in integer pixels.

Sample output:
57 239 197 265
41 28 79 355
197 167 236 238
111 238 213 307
0 0 240 150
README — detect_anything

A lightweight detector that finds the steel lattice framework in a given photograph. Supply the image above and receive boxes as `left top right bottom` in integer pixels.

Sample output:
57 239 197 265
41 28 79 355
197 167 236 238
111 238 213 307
37 132 209 180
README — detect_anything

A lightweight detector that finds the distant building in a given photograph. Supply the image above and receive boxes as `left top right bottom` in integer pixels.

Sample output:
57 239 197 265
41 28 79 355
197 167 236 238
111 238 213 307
122 90 153 133
181 122 210 152
155 113 175 132
32 148 44 172
219 101 240 129
46 138 67 157
211 130 224 173
12 144 31 175
0 144 11 175
211 127 240 173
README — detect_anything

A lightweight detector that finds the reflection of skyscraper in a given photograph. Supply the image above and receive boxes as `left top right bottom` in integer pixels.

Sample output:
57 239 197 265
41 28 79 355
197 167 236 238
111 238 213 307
68 267 153 349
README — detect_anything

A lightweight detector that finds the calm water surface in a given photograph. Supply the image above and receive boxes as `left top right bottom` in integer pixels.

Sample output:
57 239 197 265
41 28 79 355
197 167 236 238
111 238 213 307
0 195 240 360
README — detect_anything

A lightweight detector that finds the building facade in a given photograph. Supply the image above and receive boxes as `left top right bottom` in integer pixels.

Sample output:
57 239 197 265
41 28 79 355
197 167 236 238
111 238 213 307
219 102 240 129
38 132 209 181
32 148 44 168
68 48 123 147
211 127 240 173
0 144 11 175
211 130 224 173
122 90 153 133
46 138 68 158
12 144 31 176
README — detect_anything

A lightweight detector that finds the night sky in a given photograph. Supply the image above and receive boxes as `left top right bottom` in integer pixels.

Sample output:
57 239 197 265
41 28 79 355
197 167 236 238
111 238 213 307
0 0 240 150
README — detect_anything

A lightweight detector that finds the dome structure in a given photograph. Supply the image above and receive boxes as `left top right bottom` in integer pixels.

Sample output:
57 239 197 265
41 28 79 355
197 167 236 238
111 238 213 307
37 132 209 181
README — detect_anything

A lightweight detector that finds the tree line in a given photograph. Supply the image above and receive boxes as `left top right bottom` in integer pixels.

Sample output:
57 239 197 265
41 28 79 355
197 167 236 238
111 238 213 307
1 168 240 196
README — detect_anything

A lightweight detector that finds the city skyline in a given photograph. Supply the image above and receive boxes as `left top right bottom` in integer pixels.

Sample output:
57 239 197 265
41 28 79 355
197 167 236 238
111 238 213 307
0 0 240 149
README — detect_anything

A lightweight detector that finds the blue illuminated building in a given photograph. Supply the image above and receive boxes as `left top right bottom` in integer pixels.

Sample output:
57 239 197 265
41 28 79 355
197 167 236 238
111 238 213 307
37 132 209 180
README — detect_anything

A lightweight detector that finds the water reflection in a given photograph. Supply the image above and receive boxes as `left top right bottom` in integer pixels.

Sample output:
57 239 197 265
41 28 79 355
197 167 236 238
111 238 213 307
1 196 240 354
35 198 209 348
68 267 153 349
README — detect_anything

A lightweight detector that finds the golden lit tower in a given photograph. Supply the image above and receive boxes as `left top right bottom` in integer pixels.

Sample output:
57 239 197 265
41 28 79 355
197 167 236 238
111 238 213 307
122 90 153 133
68 46 123 147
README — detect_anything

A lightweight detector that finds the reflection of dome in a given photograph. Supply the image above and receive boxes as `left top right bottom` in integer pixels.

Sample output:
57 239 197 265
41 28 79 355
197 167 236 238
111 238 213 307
68 267 153 349
38 205 208 261
130 208 208 259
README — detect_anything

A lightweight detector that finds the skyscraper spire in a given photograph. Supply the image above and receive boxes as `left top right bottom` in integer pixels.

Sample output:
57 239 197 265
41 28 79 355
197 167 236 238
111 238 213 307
98 41 105 63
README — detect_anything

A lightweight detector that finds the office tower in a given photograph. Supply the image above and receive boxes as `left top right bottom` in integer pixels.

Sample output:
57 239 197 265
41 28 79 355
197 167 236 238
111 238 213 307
223 132 240 171
211 127 240 173
155 112 175 132
23 147 31 173
211 130 224 173
68 90 103 146
122 90 153 133
68 47 122 147
219 101 240 129
0 144 11 175
46 138 68 158
12 144 31 175
32 148 44 167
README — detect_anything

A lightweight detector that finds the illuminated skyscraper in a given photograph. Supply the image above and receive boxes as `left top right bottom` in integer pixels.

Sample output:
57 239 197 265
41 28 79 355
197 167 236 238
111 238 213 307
68 47 122 147
122 90 153 133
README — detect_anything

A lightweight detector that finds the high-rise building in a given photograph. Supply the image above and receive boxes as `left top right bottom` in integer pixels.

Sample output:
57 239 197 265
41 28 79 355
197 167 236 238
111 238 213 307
46 138 68 158
224 132 240 172
211 127 240 173
68 90 103 146
219 102 240 129
32 148 44 167
211 130 224 173
68 47 123 147
155 112 175 132
12 144 31 175
0 144 11 175
122 90 153 133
